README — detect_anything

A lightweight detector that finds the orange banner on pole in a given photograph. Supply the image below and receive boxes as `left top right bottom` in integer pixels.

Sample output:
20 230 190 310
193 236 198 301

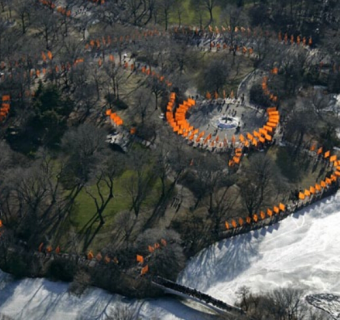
141 265 149 275
330 155 337 162
136 255 144 263
87 251 94 260
96 252 103 261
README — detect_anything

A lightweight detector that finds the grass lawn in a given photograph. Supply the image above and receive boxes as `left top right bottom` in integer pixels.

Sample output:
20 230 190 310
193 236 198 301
169 0 223 27
67 169 164 234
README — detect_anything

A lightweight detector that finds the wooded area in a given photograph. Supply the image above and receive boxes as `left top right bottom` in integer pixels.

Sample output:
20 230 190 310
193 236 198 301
0 1 339 315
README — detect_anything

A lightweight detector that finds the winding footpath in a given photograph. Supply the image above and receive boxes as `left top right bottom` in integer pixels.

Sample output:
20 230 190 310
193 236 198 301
1 2 340 316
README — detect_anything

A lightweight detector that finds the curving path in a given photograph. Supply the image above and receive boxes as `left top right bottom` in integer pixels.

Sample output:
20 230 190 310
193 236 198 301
1 3 340 316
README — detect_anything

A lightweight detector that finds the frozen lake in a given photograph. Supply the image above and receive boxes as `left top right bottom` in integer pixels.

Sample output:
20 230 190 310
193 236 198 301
1 193 340 319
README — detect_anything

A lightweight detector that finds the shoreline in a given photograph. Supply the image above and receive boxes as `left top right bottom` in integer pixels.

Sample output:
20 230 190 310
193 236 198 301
0 184 338 300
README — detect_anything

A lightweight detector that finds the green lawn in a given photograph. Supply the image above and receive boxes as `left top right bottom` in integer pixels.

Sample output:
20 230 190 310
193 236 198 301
68 169 164 234
169 0 223 27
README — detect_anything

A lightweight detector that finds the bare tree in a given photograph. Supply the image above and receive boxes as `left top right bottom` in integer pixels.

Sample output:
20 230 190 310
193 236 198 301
60 124 109 207
85 154 124 225
105 305 136 320
123 148 157 218
135 228 186 280
221 5 247 46
11 0 33 34
103 60 128 101
239 154 282 215
156 0 175 31
235 287 326 320
202 58 230 93
133 87 153 125
201 0 216 24
145 74 167 110
266 288 307 320
33 7 59 50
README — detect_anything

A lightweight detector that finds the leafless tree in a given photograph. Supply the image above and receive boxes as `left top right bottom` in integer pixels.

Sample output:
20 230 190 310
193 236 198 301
133 87 153 125
201 58 230 93
221 5 247 46
105 305 136 320
135 228 185 280
123 148 157 218
60 123 109 205
11 0 33 34
156 0 175 31
33 7 59 50
265 288 307 320
103 60 128 101
85 154 124 225
239 154 283 215
201 0 216 24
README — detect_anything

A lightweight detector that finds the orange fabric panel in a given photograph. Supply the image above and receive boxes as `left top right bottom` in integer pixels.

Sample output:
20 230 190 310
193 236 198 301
141 265 149 275
96 253 103 261
87 251 94 260
266 122 278 128
263 126 273 132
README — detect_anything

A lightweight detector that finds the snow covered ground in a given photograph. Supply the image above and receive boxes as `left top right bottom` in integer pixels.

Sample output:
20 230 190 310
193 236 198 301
178 192 340 304
1 192 340 319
